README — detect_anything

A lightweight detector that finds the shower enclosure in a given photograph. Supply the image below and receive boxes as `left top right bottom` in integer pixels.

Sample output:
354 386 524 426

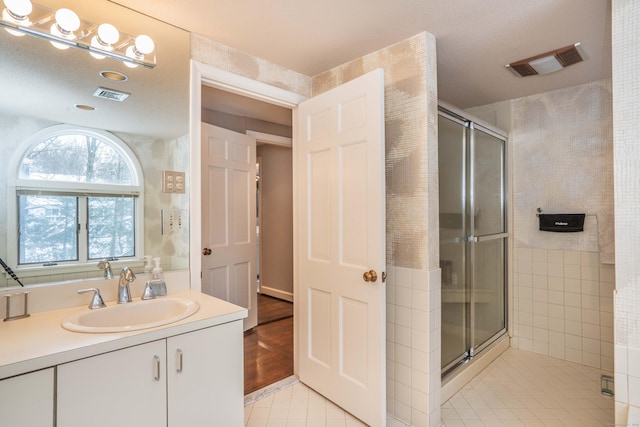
438 105 508 375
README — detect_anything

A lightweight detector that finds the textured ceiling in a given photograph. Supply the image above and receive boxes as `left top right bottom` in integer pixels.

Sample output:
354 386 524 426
112 0 612 109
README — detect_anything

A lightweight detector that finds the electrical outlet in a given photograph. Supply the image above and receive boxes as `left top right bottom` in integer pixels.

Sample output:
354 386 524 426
162 170 186 193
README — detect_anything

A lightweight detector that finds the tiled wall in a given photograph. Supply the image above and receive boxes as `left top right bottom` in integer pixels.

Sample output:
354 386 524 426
612 0 640 423
386 266 441 427
512 248 614 370
469 77 615 376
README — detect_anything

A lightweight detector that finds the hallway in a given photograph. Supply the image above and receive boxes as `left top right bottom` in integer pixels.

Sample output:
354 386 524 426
244 295 294 394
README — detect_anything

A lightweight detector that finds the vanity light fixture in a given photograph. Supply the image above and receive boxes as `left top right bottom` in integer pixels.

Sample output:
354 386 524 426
0 0 156 68
505 43 585 77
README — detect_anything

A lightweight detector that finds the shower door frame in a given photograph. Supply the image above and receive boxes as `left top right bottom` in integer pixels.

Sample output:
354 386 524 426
439 105 509 376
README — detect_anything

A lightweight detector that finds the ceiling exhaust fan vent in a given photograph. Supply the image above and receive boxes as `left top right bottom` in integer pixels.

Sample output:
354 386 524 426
506 43 585 77
92 87 130 102
556 45 584 66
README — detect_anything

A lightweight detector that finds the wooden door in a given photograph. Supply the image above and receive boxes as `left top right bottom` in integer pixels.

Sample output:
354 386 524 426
201 123 257 331
296 69 386 427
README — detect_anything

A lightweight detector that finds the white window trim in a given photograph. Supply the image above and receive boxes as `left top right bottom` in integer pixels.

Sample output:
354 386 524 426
5 124 145 276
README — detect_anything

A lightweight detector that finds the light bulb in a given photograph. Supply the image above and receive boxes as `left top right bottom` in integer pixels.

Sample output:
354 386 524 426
134 34 154 55
2 0 32 36
4 0 32 18
89 23 119 59
97 23 119 45
54 8 79 33
49 8 79 50
124 45 139 68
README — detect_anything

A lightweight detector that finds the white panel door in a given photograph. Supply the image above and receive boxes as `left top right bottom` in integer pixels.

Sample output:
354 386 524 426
201 123 257 331
297 68 385 427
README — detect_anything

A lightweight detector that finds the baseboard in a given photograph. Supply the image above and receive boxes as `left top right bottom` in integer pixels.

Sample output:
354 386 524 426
441 335 510 404
244 375 299 405
260 286 293 302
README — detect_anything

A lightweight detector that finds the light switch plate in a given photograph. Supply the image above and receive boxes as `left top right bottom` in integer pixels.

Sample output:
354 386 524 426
162 209 188 235
162 170 186 193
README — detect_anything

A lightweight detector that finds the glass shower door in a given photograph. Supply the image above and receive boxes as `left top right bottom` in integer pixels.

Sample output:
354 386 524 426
469 124 507 355
439 115 469 370
439 110 507 374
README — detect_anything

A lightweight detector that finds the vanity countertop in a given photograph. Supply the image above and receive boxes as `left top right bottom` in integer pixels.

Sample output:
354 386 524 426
0 290 247 380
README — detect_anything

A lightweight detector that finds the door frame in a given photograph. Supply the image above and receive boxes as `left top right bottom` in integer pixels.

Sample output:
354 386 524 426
189 60 307 369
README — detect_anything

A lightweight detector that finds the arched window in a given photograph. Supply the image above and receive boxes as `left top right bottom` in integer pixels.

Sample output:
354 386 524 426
8 125 144 269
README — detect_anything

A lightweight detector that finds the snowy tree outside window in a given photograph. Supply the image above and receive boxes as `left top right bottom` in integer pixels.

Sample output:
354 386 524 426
13 126 143 266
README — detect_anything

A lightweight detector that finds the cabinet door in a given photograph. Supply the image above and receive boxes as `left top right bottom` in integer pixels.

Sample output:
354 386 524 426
167 321 243 426
57 340 167 427
0 368 54 427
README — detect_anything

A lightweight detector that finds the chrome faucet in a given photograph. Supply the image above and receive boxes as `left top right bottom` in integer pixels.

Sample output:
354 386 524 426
98 259 112 279
117 267 136 304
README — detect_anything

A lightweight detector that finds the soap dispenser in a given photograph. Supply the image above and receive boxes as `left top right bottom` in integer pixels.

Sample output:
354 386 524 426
143 255 153 273
152 257 163 279
147 257 167 296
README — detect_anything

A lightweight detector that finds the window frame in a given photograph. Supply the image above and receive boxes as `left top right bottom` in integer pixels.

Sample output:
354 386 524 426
7 124 145 277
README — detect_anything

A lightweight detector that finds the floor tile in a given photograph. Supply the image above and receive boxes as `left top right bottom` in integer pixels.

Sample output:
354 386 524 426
244 347 613 426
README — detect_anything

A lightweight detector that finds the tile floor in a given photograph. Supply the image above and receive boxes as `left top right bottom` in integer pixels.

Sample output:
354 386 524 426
244 347 614 427
442 348 614 427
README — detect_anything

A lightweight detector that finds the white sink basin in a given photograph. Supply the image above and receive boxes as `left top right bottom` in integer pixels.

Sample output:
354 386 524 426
62 297 200 333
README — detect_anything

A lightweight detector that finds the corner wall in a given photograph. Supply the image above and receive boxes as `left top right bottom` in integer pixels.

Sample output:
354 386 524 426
312 32 441 427
612 0 640 423
469 79 615 372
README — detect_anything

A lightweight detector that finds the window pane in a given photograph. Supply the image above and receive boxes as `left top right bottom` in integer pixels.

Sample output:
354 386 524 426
88 197 135 259
19 134 132 185
18 195 78 264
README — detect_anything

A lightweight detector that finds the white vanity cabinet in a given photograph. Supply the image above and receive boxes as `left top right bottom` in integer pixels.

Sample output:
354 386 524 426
57 320 243 427
167 320 244 426
0 368 54 427
57 339 167 427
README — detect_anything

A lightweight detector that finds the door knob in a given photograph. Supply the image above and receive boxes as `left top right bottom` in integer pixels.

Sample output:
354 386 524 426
202 248 212 256
363 270 378 282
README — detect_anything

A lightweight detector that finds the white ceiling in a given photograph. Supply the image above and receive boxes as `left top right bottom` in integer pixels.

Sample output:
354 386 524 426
0 0 612 137
112 0 612 109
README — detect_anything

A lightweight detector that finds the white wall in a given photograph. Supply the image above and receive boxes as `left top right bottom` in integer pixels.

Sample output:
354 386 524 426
612 0 640 424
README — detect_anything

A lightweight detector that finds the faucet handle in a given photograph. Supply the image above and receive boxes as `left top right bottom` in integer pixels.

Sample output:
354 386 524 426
141 281 156 300
97 260 113 279
77 288 107 309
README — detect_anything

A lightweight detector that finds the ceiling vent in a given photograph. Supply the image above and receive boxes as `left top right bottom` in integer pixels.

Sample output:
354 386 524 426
92 87 130 102
506 43 586 77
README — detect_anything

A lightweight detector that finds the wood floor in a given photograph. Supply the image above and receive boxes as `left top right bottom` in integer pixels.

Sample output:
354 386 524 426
244 294 294 394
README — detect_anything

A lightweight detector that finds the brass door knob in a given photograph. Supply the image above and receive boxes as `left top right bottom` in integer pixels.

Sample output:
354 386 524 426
202 248 212 256
363 270 378 282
